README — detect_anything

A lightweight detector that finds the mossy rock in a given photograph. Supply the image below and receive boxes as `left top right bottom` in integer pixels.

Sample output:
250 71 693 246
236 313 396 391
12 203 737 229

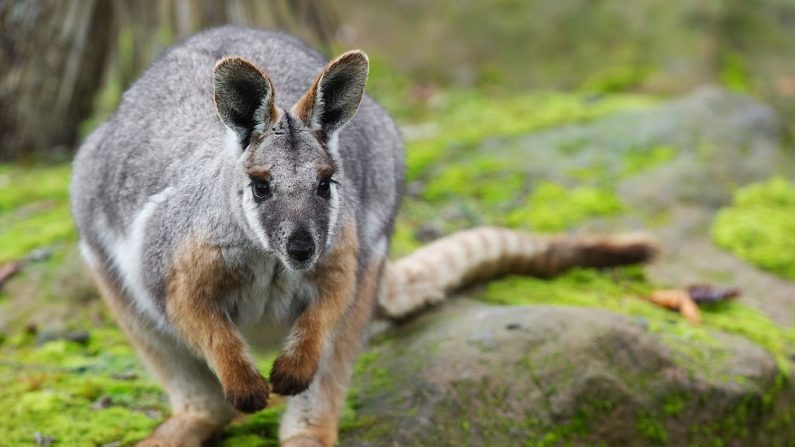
343 301 795 447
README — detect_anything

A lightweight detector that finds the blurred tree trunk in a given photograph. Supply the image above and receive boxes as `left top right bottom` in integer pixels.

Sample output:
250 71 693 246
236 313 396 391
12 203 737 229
0 0 338 161
0 0 114 160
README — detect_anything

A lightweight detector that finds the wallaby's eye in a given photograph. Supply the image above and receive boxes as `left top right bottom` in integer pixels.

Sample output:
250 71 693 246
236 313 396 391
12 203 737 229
317 178 332 200
251 179 271 200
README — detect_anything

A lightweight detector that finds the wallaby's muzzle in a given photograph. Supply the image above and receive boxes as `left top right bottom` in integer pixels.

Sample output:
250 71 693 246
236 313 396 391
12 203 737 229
286 229 315 263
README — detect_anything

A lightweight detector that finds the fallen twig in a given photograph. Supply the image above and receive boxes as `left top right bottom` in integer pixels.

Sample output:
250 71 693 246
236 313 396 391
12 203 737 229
646 284 741 325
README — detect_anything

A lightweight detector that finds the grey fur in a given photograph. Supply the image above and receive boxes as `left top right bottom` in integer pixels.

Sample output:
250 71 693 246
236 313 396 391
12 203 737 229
70 26 404 330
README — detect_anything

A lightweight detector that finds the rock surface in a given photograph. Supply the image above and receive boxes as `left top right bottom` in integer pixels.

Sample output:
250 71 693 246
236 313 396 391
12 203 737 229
343 88 795 446
343 301 794 447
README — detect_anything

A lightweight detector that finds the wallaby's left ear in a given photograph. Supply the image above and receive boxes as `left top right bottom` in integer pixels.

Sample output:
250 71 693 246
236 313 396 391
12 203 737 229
214 57 276 149
292 50 369 140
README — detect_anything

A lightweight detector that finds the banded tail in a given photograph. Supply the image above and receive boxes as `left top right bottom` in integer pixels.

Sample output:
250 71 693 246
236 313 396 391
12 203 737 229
380 226 658 318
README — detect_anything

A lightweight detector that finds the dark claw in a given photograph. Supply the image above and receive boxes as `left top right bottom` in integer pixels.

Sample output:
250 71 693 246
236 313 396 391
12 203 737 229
269 357 316 396
224 374 269 413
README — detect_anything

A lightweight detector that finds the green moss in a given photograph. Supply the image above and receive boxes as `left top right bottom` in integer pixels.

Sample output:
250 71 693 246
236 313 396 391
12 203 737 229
505 181 624 232
0 163 75 263
523 397 620 447
0 329 166 446
0 203 76 263
480 266 651 308
580 66 651 93
621 145 677 178
405 91 657 181
423 157 525 205
0 324 291 446
662 393 688 417
699 302 795 375
712 177 795 280
0 164 72 212
216 407 282 447
719 52 751 93
352 349 393 392
637 411 669 444
390 220 422 258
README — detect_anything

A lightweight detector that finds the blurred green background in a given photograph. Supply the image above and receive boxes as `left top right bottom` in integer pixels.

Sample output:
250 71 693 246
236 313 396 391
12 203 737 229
2 1 795 446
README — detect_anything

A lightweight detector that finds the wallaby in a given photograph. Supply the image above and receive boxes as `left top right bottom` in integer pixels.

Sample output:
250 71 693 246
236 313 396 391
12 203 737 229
71 26 657 446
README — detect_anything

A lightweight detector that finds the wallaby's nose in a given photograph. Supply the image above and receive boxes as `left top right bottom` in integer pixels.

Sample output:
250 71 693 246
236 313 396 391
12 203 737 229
286 230 315 262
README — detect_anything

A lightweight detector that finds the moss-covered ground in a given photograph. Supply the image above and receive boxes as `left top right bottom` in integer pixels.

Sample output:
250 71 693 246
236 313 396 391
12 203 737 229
2 83 794 445
712 177 795 280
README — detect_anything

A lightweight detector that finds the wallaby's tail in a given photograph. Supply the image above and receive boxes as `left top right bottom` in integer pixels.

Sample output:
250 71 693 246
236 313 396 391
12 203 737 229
379 226 658 319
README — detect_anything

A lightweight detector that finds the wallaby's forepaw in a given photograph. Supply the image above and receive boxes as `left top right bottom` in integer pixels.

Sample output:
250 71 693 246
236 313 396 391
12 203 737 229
270 354 317 396
223 370 269 413
281 435 327 447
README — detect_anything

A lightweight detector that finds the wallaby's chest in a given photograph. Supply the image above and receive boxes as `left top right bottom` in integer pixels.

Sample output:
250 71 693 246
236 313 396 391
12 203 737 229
224 252 316 329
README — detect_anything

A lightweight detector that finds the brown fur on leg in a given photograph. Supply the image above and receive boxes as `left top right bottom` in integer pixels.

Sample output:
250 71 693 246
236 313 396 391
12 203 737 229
279 257 384 447
167 237 269 413
85 246 234 446
270 221 359 396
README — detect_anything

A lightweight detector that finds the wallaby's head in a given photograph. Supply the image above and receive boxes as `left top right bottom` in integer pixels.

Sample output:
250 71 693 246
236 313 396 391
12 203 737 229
213 51 368 271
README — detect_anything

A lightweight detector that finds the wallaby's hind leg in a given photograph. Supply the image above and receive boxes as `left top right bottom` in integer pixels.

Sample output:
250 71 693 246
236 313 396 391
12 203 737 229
279 258 384 447
87 255 236 447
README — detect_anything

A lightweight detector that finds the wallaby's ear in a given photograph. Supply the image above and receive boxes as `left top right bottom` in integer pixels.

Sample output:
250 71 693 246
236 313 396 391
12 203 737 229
214 57 276 149
292 50 369 140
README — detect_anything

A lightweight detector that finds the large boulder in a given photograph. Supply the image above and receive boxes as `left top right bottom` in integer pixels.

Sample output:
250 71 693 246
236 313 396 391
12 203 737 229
343 301 795 446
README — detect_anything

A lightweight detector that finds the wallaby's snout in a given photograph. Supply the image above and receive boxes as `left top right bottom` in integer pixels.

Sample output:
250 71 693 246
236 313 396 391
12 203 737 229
287 229 315 263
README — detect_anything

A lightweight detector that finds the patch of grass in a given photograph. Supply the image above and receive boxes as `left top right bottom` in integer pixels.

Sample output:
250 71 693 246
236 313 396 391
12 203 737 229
712 177 795 280
0 163 75 263
505 181 624 232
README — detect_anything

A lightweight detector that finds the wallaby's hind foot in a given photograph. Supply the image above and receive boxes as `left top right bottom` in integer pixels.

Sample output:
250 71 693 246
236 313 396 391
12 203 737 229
136 414 223 447
281 435 326 447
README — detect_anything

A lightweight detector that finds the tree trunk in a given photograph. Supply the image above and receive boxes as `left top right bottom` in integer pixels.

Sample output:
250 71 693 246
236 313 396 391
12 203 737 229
0 0 114 160
0 0 338 161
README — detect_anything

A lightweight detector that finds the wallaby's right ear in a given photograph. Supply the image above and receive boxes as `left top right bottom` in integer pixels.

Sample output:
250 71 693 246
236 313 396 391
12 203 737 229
214 57 276 149
292 50 369 142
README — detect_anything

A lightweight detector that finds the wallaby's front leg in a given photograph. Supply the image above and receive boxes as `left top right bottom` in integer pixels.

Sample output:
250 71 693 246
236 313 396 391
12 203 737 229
167 238 270 413
270 221 359 396
280 254 385 447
